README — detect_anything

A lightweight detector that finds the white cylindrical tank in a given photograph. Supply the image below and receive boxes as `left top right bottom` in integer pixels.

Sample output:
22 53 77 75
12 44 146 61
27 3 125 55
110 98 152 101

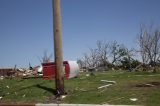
37 65 43 73
68 61 79 78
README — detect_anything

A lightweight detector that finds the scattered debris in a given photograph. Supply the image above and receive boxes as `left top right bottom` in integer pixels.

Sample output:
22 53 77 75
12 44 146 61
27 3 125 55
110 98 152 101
61 95 66 99
18 68 25 72
148 75 155 76
99 88 107 93
0 76 4 80
38 74 43 76
0 68 16 78
6 85 9 88
22 94 26 97
0 64 43 78
145 84 155 87
136 81 160 87
112 68 115 70
16 65 44 78
130 98 138 101
98 84 113 89
101 80 116 84
23 73 27 77
75 87 87 92
86 74 90 77
106 97 125 103
0 96 3 100
98 80 116 90
79 88 87 92
75 87 79 91
101 103 110 105
135 74 160 77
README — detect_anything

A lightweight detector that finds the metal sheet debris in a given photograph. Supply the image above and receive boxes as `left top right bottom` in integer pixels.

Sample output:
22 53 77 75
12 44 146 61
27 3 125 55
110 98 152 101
98 84 113 89
100 80 116 84
130 98 138 101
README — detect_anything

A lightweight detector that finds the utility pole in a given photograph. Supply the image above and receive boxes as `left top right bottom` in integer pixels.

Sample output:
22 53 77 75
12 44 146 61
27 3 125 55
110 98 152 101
52 0 65 95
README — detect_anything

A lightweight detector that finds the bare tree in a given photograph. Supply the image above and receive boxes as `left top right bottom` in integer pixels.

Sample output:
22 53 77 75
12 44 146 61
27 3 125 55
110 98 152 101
79 40 138 71
138 28 149 64
137 24 160 72
83 48 99 69
39 50 53 63
152 30 160 64
96 40 109 67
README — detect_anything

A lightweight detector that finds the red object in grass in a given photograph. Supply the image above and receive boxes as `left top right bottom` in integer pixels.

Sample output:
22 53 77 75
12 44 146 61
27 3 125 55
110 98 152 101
42 61 70 80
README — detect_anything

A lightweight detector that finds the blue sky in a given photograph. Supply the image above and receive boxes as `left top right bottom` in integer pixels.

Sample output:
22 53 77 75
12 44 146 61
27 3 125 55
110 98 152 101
0 0 160 68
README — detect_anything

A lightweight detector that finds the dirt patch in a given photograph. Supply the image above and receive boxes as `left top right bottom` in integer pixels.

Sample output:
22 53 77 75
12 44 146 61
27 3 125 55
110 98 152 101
135 81 160 87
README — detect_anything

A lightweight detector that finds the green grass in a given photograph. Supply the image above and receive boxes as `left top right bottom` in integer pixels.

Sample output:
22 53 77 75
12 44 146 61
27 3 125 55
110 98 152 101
0 71 160 106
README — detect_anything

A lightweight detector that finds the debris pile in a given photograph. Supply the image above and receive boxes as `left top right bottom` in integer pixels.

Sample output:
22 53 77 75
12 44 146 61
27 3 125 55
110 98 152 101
0 65 43 79
0 68 16 78
17 65 43 78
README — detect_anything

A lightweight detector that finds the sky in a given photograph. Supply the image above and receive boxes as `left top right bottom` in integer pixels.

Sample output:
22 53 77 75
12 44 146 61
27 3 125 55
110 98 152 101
0 0 160 68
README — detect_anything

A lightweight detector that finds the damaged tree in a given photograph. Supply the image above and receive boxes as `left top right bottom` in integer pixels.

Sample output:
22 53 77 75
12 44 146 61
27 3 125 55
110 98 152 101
39 50 52 63
110 41 127 65
96 40 109 68
137 24 160 72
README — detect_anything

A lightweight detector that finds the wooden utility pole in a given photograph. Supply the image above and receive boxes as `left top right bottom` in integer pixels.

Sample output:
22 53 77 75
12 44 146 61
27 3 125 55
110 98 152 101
52 0 65 95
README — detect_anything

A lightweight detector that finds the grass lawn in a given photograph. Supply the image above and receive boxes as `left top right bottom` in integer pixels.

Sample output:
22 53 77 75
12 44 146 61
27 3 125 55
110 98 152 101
0 71 160 106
